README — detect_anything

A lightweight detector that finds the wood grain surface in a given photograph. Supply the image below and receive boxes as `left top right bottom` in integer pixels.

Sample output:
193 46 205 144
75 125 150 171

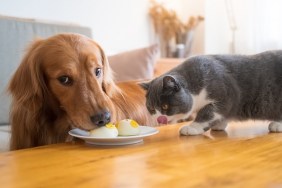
0 121 282 188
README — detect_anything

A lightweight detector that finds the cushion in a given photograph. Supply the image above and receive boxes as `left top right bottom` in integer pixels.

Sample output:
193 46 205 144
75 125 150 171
108 44 159 82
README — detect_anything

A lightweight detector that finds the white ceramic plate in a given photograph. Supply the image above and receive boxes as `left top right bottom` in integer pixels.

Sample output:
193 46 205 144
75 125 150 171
69 126 159 146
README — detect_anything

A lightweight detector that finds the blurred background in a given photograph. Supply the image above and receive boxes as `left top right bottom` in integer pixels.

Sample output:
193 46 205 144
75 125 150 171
1 0 282 57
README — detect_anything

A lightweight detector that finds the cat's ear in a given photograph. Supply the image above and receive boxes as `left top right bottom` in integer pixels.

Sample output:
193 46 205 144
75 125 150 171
163 75 180 92
139 82 150 90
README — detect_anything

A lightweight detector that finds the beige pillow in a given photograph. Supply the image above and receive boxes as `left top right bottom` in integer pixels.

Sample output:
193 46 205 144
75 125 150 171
108 44 159 82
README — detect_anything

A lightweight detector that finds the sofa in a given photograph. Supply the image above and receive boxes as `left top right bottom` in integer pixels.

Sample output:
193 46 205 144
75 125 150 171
0 16 182 152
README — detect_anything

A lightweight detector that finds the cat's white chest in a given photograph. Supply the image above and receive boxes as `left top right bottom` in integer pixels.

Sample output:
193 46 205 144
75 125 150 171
191 89 213 113
165 88 214 124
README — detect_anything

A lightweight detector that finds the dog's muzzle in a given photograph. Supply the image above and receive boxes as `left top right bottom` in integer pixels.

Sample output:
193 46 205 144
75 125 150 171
90 111 111 127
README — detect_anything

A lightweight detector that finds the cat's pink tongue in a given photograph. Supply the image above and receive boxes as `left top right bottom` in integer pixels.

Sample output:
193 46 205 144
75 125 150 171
157 116 168 124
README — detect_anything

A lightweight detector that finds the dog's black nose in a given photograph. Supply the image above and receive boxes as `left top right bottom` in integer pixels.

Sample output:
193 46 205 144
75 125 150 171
90 111 111 126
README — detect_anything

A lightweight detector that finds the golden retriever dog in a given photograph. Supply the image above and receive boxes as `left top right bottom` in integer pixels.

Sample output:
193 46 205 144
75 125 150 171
8 33 155 150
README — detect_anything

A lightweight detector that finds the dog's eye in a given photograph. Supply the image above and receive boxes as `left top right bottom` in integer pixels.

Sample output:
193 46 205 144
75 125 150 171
95 68 102 77
57 76 73 86
162 104 169 110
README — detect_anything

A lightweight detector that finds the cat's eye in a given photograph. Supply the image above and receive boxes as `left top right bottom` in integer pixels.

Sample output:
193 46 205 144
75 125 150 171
162 104 169 110
95 68 102 77
57 76 73 86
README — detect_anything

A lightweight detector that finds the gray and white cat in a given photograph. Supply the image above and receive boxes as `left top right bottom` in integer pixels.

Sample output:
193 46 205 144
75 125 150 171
141 50 282 135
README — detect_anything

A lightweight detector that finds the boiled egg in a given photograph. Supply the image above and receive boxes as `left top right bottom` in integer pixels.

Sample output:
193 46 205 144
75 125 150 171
89 123 118 138
116 119 140 136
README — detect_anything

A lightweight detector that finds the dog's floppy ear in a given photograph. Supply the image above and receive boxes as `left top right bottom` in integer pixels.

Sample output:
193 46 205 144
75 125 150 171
8 38 47 112
97 45 119 97
8 38 50 150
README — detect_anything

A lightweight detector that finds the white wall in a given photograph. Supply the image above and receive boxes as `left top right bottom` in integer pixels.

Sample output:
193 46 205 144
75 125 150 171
0 0 153 55
8 0 280 57
205 0 282 55
205 0 229 54
180 0 205 55
205 0 257 54
0 0 205 56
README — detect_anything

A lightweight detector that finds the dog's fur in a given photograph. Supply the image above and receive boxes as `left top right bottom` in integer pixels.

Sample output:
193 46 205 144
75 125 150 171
8 33 154 150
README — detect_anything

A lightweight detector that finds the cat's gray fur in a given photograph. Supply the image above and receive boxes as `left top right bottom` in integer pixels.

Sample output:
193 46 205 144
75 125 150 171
141 50 282 135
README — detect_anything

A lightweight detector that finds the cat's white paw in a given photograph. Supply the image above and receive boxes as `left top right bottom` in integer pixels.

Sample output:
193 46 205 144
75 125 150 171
269 122 282 132
179 123 205 136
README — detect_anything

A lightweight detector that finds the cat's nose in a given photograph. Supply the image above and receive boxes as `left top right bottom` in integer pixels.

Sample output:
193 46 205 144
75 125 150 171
90 111 111 126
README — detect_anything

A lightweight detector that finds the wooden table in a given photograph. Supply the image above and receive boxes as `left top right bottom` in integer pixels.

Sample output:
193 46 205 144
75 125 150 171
1 121 282 188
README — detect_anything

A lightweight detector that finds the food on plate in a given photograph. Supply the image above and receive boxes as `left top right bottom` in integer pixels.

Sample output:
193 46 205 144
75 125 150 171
89 123 118 138
116 119 140 136
89 119 141 137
